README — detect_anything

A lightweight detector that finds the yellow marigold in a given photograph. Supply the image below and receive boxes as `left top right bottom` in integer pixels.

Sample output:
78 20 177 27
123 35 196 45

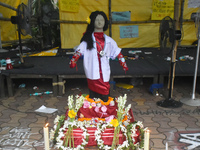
68 109 76 118
110 119 119 127
86 17 91 24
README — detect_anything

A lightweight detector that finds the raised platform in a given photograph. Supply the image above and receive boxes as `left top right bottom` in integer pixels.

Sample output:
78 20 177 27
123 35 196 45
0 46 198 97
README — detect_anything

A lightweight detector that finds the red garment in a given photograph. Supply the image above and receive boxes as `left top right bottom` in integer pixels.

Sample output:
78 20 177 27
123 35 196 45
87 32 110 95
117 52 128 71
70 51 81 68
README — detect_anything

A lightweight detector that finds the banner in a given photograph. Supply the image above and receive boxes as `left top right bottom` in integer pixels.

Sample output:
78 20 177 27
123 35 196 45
112 11 131 21
120 25 138 38
59 0 79 12
151 0 174 20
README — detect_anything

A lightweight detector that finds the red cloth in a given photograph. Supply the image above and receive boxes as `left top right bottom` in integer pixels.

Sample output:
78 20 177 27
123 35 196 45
70 51 81 68
65 107 135 123
62 127 127 146
61 125 140 147
78 101 118 118
117 52 129 71
87 32 110 95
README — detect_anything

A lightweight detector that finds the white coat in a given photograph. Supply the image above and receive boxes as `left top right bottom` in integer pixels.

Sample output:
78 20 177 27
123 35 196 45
76 33 121 82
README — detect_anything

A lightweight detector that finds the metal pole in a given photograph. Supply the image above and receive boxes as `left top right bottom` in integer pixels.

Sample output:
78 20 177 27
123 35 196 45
180 38 200 106
0 2 17 11
191 38 200 99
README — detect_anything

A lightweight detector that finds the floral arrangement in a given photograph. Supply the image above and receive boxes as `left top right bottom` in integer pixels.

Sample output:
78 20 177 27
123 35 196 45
50 94 146 150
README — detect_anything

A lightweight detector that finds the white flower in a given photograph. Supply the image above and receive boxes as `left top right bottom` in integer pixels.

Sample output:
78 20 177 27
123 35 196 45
123 140 129 147
82 131 88 139
75 95 85 111
104 145 112 150
124 104 131 116
137 121 144 128
98 140 104 146
123 121 129 126
109 100 115 106
53 124 57 130
54 115 60 124
49 129 55 140
82 139 88 145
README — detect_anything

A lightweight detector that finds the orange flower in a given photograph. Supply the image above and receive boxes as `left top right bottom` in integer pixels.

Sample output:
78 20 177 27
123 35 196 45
78 117 105 122
122 115 128 122
98 118 105 121
78 118 91 121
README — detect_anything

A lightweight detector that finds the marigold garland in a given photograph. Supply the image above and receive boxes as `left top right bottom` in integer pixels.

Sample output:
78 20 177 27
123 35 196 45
78 116 128 122
85 95 113 106
78 117 106 122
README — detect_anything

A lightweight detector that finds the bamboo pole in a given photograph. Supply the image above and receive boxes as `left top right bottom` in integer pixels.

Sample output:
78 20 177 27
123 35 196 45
169 0 180 98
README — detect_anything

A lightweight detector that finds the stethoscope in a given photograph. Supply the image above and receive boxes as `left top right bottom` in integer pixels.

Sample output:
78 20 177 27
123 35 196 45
94 40 110 60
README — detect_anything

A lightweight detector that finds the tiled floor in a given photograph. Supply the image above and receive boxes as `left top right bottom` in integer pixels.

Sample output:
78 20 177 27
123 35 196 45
0 76 200 150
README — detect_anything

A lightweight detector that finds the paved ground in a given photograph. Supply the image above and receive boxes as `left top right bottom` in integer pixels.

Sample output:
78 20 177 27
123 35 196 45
0 76 200 150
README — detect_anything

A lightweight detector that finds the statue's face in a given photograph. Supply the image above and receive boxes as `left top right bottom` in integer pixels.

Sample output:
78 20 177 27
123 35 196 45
94 14 105 30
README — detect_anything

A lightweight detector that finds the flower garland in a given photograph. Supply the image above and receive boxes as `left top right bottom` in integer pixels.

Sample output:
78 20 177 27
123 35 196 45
77 115 128 122
127 121 145 150
50 115 65 145
85 95 114 106
95 123 129 150
78 117 105 122
55 120 89 150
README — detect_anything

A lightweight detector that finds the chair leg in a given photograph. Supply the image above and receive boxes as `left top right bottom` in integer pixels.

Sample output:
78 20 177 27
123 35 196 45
6 76 14 97
0 75 5 98
52 76 58 97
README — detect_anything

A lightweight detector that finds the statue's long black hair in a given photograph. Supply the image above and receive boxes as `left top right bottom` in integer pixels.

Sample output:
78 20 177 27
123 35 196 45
80 11 108 50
